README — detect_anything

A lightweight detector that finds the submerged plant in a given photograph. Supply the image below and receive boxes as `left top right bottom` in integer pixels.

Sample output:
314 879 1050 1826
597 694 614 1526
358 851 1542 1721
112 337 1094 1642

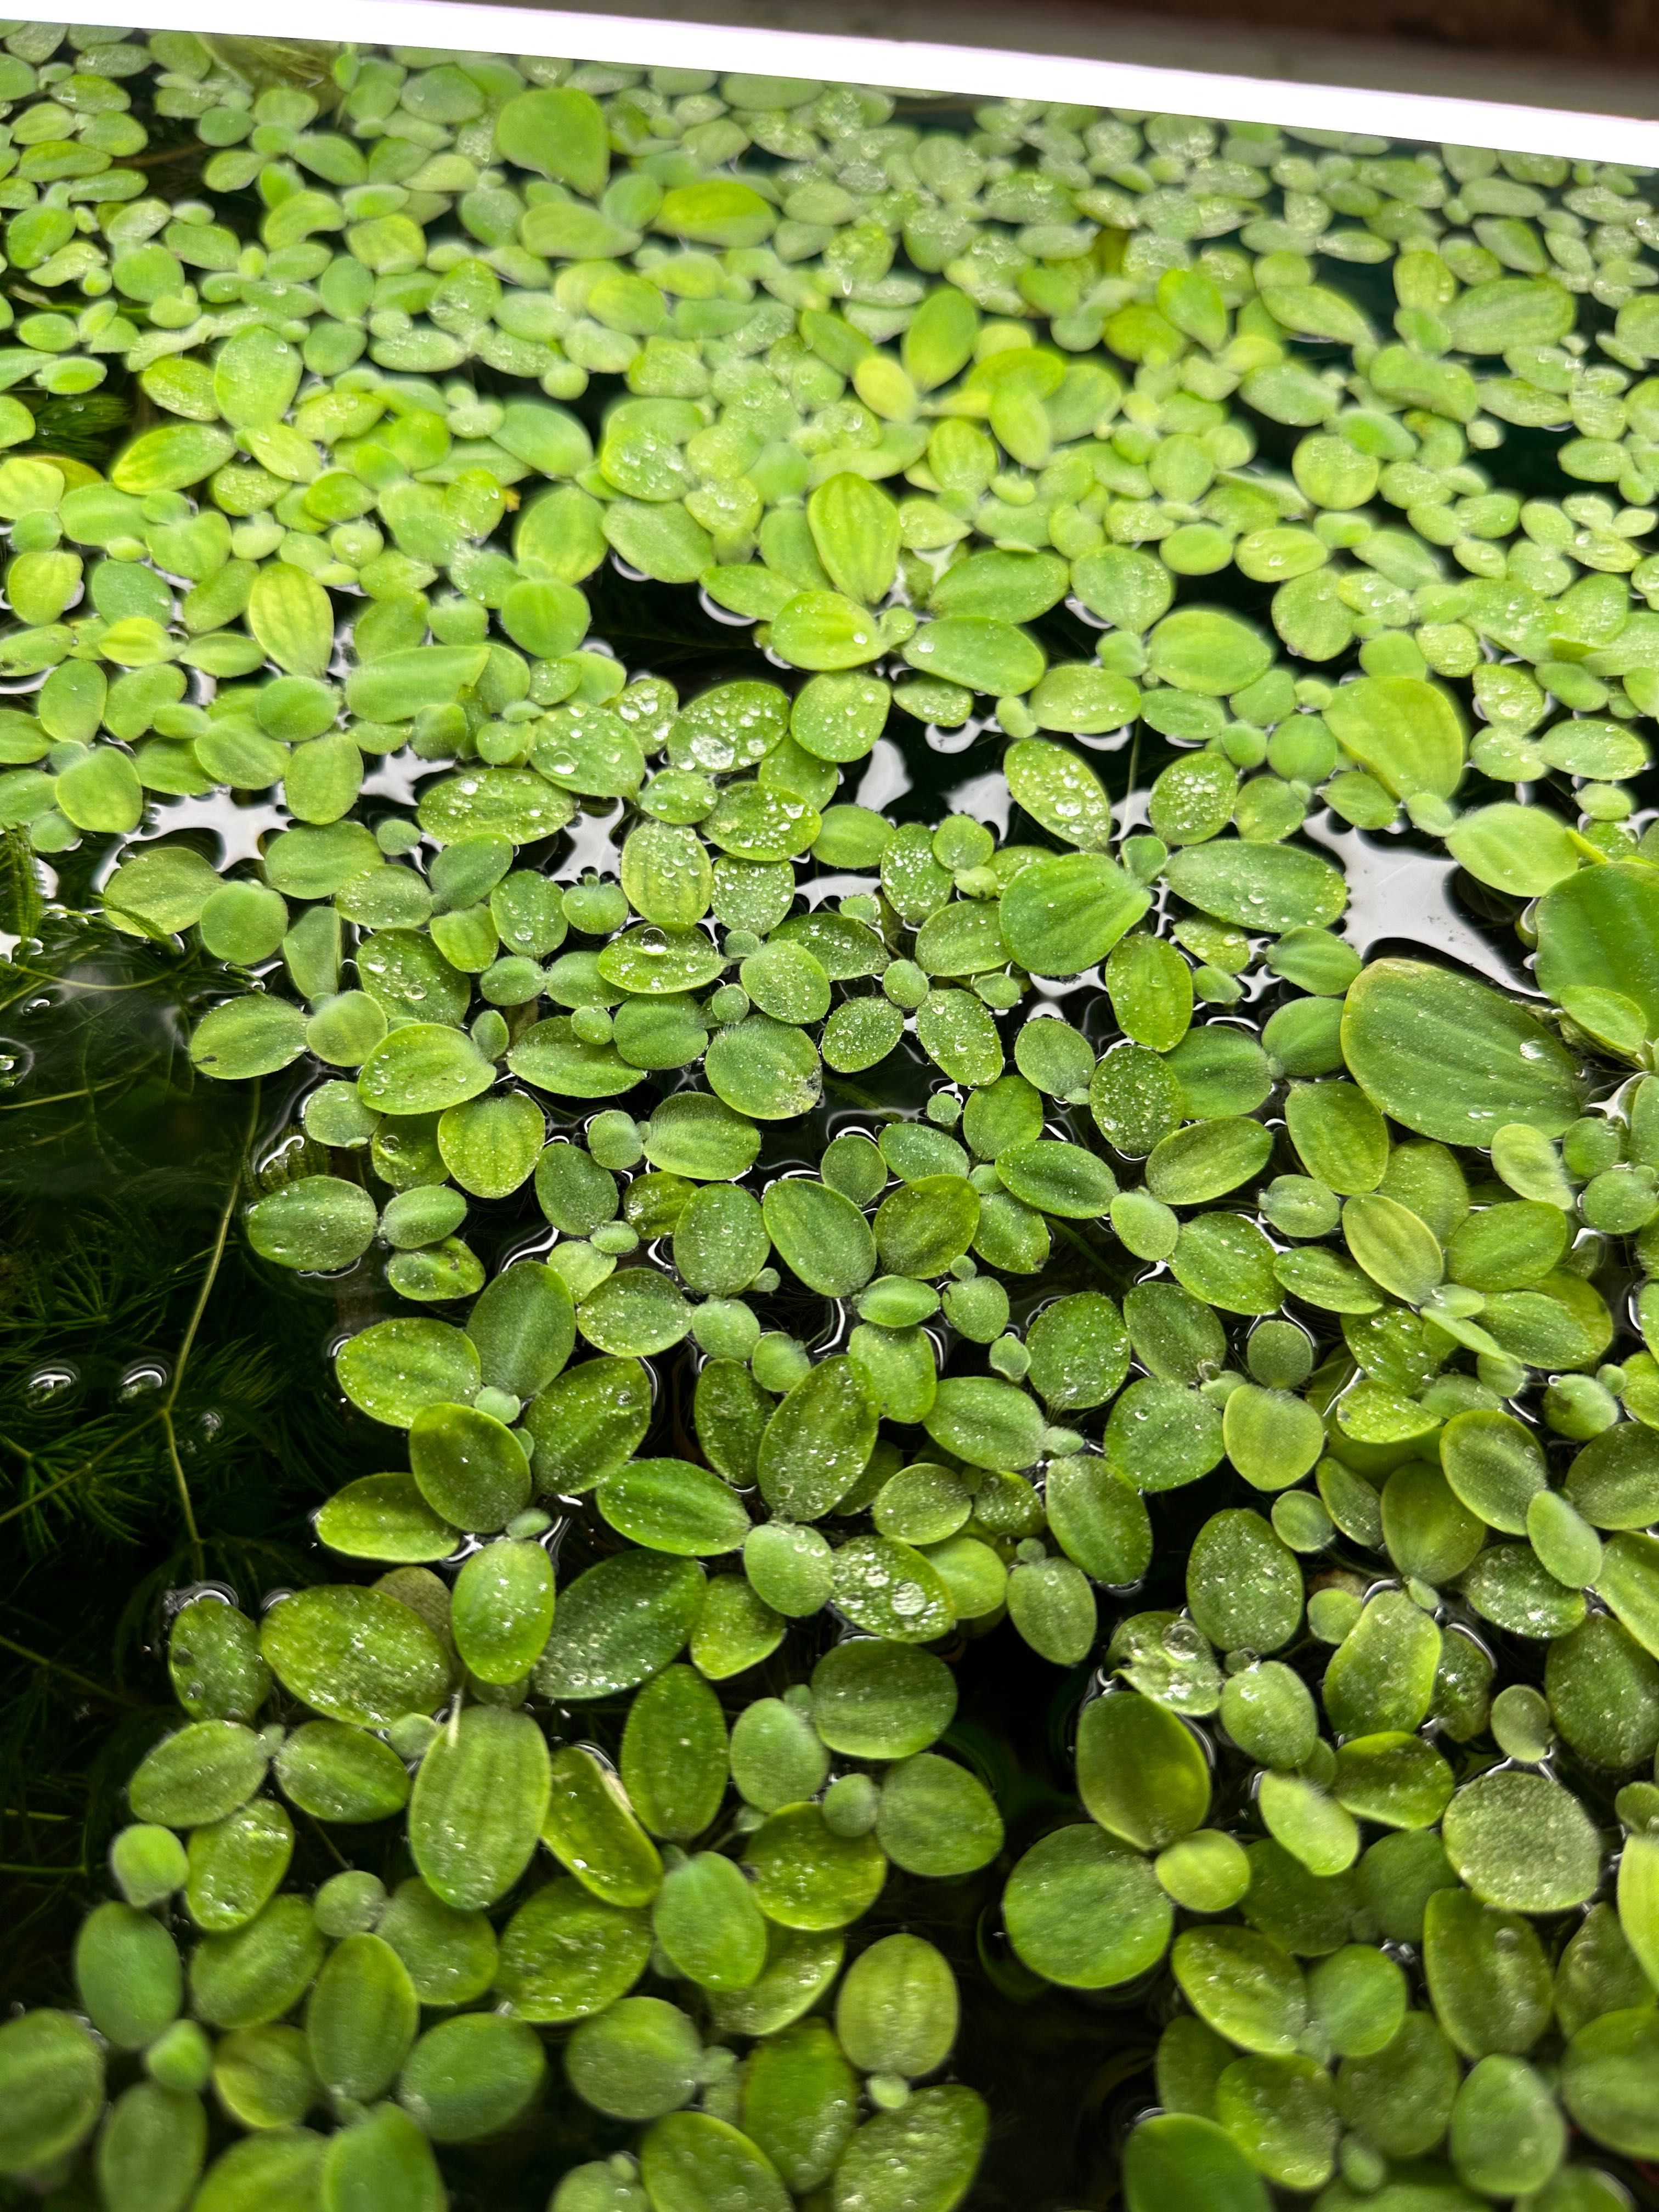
2 23 1659 2212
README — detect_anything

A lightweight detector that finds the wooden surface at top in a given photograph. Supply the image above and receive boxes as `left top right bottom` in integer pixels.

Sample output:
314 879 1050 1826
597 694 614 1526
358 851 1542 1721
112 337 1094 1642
501 0 1659 127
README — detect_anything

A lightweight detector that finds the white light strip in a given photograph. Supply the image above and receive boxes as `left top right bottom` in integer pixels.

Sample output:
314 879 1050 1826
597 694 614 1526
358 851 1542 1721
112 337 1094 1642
28 0 1659 165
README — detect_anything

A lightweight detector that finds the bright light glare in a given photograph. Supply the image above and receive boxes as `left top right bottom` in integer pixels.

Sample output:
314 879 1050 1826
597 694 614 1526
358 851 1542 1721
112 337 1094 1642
22 0 1659 162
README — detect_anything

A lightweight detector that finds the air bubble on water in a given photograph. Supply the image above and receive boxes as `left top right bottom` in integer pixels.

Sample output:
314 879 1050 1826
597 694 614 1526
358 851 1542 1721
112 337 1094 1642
166 1580 239 1619
25 1364 78 1407
118 1360 170 1400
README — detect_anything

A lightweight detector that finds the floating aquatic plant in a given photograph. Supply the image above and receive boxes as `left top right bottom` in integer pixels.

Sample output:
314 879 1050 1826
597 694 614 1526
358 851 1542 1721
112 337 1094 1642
1 24 1658 2212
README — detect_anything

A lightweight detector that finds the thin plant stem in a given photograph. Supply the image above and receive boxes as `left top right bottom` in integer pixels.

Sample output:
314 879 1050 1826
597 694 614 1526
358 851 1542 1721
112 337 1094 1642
304 1811 351 1871
0 1078 128 1111
0 964 183 1003
0 1425 151 1531
1120 716 1142 827
156 1078 259 1576
0 1630 142 1707
1052 1220 1116 1279
159 1410 204 1582
0 1081 258 1552
166 1080 258 1406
